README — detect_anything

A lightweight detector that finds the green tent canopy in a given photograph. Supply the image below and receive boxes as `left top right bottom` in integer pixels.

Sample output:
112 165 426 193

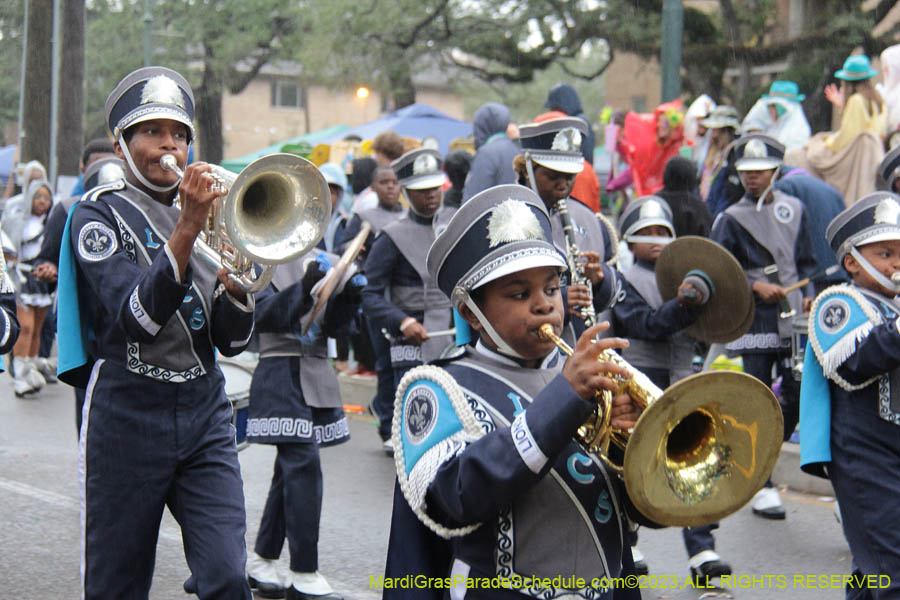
220 124 350 173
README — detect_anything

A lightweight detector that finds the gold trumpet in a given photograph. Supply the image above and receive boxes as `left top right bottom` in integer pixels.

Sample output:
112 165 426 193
538 324 784 527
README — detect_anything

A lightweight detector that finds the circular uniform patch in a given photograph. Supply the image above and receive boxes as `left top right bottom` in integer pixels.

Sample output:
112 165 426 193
403 383 439 445
774 201 794 224
78 222 117 262
818 297 851 335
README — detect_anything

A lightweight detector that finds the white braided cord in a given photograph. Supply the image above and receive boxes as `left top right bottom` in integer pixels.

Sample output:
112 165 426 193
392 365 485 539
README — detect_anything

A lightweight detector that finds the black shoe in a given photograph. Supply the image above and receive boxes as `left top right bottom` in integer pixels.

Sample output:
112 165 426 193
633 558 649 576
752 505 786 519
690 558 732 585
285 587 343 600
249 575 286 599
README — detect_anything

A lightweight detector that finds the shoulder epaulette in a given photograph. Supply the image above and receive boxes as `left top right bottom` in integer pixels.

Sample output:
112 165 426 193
809 284 882 391
391 364 484 539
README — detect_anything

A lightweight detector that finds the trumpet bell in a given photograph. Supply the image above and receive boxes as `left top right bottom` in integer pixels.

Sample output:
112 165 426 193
224 153 331 265
623 371 784 527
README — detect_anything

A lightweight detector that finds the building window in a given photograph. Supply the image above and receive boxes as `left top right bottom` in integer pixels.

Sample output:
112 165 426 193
271 80 304 109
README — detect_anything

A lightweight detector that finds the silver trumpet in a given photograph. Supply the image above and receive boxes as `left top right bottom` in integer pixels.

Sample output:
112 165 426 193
160 153 331 293
893 272 900 285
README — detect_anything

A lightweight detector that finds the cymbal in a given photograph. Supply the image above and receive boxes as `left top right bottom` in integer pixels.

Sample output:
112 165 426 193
656 236 753 343
623 370 783 527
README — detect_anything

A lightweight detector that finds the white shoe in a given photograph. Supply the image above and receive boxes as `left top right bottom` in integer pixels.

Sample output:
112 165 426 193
246 552 285 597
12 357 37 397
290 571 334 595
247 551 284 584
752 487 786 519
23 358 45 390
35 357 57 383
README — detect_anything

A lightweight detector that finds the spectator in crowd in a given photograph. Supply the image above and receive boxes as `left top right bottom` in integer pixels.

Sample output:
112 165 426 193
462 102 519 201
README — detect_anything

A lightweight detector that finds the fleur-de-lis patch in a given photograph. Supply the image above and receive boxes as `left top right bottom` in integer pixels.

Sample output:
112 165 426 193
77 222 118 262
403 384 439 445
818 297 850 335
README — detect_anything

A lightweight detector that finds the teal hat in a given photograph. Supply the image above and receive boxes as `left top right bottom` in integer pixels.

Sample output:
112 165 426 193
763 80 805 103
835 55 878 81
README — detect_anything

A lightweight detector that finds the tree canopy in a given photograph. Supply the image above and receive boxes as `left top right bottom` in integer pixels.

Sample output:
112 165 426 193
3 0 900 160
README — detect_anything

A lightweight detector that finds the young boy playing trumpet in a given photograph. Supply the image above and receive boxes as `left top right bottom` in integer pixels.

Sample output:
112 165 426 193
384 184 650 599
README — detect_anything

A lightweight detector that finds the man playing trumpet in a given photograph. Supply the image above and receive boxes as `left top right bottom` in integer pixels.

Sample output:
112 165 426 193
58 66 255 599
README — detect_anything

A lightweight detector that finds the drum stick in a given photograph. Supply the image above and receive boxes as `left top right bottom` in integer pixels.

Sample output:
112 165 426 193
781 265 839 295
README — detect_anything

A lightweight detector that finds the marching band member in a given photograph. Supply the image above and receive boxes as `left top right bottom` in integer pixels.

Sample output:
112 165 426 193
57 66 255 599
385 184 650 599
610 197 731 582
801 192 900 598
710 133 816 520
514 117 619 340
340 164 404 449
361 148 453 399
245 249 365 600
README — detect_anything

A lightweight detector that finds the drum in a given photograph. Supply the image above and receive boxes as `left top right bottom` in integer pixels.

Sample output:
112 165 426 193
790 315 809 379
218 357 256 451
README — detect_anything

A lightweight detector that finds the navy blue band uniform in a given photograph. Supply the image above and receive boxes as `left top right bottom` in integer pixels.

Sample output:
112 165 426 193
801 193 900 598
384 185 647 599
361 148 453 384
58 66 253 600
518 116 620 340
248 249 363 578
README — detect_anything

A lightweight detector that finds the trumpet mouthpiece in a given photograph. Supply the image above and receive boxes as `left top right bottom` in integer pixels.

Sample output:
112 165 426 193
893 272 900 284
160 154 182 177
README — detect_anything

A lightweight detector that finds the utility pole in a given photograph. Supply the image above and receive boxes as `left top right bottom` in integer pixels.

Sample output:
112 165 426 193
143 0 152 66
49 0 62 187
660 0 683 103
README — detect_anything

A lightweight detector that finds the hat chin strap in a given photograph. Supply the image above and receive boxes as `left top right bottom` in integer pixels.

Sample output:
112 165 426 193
746 165 781 212
117 133 182 193
524 154 541 198
850 247 900 294
401 187 433 219
459 291 527 359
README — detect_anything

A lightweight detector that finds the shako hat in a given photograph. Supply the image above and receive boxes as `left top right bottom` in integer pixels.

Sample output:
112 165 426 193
827 192 900 261
734 133 784 172
83 157 125 192
518 117 587 175
105 66 195 141
392 148 444 190
619 195 675 241
427 184 566 308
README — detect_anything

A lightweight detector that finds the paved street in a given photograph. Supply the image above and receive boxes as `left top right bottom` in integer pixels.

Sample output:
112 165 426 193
0 370 860 599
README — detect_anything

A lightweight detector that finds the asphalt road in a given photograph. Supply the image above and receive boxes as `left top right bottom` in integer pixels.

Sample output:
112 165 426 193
0 370 860 599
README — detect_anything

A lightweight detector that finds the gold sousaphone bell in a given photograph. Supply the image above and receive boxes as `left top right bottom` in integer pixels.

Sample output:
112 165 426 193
539 326 783 527
538 235 784 526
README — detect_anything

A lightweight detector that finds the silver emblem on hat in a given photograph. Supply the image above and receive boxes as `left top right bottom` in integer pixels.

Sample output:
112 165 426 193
875 198 900 225
140 75 186 109
487 199 545 248
743 138 768 159
639 200 667 219
413 153 439 175
551 127 582 153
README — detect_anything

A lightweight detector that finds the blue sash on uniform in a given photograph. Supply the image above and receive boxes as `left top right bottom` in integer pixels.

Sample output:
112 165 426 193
57 200 92 386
